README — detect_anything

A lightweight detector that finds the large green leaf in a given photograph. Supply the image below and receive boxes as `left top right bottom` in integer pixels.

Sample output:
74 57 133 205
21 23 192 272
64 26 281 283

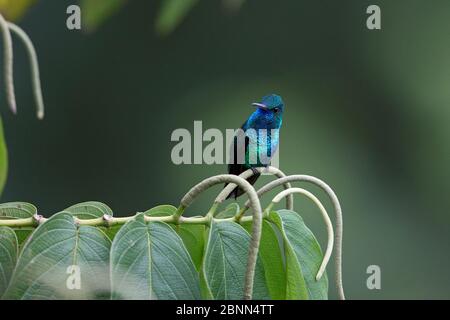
81 0 127 31
242 219 286 299
110 214 201 300
203 220 270 300
155 0 199 36
176 224 205 271
269 210 328 300
3 212 111 299
143 204 205 270
0 227 17 297
64 201 113 219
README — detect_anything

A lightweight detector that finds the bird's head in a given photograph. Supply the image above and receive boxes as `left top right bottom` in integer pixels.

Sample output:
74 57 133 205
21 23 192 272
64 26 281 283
251 94 285 125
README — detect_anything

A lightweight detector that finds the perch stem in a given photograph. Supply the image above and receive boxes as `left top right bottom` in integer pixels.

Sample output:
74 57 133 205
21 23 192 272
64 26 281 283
0 213 256 228
215 166 294 212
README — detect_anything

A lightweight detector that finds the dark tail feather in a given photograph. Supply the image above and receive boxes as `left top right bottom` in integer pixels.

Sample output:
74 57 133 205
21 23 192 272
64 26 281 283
225 173 261 200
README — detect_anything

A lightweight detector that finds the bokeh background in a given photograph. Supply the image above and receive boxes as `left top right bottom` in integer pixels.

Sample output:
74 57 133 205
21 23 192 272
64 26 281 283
0 0 449 299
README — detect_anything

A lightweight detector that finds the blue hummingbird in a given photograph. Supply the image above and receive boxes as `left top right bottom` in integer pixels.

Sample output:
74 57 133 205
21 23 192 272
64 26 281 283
226 94 285 199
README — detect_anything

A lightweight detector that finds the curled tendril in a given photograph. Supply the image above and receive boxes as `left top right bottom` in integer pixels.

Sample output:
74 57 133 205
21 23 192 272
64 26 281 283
0 13 16 114
7 22 45 119
0 13 45 119
177 174 263 300
248 175 345 300
214 166 294 211
267 187 334 281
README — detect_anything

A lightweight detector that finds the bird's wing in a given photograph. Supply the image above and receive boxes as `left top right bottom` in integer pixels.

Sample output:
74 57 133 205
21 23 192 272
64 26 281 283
228 121 250 175
228 136 248 174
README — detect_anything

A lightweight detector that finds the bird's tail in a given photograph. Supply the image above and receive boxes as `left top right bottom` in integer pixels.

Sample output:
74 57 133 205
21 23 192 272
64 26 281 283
224 173 261 200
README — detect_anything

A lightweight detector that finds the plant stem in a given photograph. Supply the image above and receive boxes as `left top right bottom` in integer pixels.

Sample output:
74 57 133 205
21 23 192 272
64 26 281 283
0 212 257 228
206 202 219 218
215 166 294 211
179 216 210 225
0 217 34 228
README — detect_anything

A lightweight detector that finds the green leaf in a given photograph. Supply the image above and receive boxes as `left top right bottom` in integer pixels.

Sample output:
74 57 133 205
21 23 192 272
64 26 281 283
81 0 127 31
0 202 36 219
102 224 122 241
216 203 239 219
0 117 7 196
203 220 270 300
110 214 201 300
0 202 37 247
14 228 34 248
0 227 18 297
64 201 113 219
143 204 176 217
155 0 199 36
242 219 286 299
4 212 111 299
176 224 205 271
143 204 205 270
199 263 213 299
269 210 328 300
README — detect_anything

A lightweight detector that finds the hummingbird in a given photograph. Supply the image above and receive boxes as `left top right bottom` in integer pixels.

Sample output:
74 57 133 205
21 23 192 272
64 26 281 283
226 94 285 199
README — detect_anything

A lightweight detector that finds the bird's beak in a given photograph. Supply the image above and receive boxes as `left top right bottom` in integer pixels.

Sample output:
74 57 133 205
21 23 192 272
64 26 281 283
252 103 269 110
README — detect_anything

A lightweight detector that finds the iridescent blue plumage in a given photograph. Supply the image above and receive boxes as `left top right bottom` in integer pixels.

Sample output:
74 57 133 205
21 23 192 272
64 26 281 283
227 94 285 199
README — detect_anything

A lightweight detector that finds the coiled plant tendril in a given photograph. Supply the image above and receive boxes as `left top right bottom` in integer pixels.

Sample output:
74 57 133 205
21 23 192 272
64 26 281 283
0 13 45 118
215 166 294 212
246 174 346 300
177 174 263 300
266 187 334 282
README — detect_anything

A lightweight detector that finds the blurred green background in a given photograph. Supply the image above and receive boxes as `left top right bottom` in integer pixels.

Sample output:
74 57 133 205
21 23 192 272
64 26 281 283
0 0 449 299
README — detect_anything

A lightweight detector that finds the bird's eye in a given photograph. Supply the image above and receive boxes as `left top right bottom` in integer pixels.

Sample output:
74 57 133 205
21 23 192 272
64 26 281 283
273 108 279 113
